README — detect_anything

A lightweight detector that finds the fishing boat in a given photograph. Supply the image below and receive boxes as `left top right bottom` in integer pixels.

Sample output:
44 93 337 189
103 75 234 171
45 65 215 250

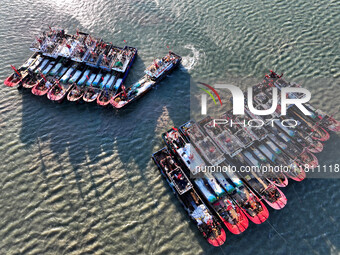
31 60 62 96
99 46 138 74
247 81 322 168
152 147 226 247
97 76 122 106
163 128 249 235
83 71 104 102
41 60 73 99
263 72 332 140
30 28 64 55
67 69 92 102
4 53 41 87
213 170 269 224
110 52 181 109
47 63 84 102
19 55 46 89
22 58 52 89
311 109 340 132
179 121 288 210
267 75 340 133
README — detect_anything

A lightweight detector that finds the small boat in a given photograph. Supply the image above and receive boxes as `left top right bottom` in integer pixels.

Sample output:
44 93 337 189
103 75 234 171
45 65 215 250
31 60 61 96
110 77 156 108
20 55 46 88
96 74 117 106
152 147 226 247
46 62 72 102
22 58 51 89
67 69 91 102
48 63 83 102
111 52 181 109
4 53 40 87
83 72 103 103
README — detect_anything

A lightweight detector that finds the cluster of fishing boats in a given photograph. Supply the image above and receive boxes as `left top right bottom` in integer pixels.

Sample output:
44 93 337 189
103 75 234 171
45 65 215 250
4 28 182 108
152 71 340 247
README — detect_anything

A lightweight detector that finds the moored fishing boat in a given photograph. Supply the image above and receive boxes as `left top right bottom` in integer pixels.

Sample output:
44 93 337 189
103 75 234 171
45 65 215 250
214 170 269 224
67 69 91 102
19 55 45 89
96 74 116 106
179 121 288 210
97 76 123 106
264 72 333 139
152 147 226 246
23 58 52 89
266 73 340 133
163 128 249 235
83 71 104 102
111 52 181 109
31 59 61 96
4 53 41 87
48 63 84 102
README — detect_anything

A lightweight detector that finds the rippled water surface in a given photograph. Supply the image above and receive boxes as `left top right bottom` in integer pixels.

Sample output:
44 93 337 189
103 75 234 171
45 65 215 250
0 0 339 254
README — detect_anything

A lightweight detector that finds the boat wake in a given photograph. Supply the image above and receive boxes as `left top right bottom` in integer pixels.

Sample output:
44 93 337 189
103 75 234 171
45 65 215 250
181 45 201 71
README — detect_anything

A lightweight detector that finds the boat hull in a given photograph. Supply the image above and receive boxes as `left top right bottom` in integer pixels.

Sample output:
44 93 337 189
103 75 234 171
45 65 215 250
243 198 269 224
22 79 38 89
207 228 226 247
4 75 22 87
67 87 85 102
263 187 287 210
221 208 249 235
83 88 100 103
97 91 112 106
48 84 73 103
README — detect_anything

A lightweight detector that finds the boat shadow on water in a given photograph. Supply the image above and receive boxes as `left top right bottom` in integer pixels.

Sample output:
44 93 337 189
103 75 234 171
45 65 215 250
17 60 191 195
16 73 340 253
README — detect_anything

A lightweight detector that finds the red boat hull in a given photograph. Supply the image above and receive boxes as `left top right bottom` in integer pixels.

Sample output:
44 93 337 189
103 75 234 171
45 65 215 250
270 174 288 188
243 198 269 224
97 92 112 106
285 164 306 182
326 118 340 132
307 140 324 154
31 82 50 96
4 75 21 87
301 150 319 169
222 208 249 235
207 228 226 246
110 93 128 108
312 127 330 142
23 79 37 89
263 187 287 210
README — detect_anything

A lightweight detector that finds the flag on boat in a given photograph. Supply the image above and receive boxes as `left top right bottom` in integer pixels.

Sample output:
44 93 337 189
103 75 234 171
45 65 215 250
10 65 21 77
122 84 127 98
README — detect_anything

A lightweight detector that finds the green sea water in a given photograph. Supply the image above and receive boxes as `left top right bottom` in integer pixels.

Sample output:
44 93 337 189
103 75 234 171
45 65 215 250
0 0 339 254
